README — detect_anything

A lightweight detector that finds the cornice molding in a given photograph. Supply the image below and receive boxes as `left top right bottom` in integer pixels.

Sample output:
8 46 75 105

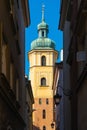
21 0 30 27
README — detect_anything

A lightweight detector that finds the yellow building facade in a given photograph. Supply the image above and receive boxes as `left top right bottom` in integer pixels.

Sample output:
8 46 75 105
28 6 58 130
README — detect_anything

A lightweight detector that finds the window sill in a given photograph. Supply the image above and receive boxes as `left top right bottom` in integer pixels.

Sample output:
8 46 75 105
39 85 49 87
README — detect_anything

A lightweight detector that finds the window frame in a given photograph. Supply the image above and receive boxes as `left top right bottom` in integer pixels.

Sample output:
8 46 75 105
43 126 46 130
41 56 46 66
41 78 46 86
43 109 46 119
46 98 49 104
39 98 42 104
42 31 44 37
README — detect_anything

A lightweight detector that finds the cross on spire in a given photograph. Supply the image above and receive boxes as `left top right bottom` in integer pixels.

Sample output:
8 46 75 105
42 4 45 22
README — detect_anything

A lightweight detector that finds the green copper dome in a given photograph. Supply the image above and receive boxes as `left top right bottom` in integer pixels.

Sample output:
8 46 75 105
31 38 55 50
30 5 56 50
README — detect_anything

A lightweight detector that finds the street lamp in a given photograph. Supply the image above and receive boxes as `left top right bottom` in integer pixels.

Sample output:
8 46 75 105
54 93 62 105
54 87 72 105
51 122 54 129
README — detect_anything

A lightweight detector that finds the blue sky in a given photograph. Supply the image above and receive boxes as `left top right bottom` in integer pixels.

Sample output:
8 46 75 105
25 0 63 76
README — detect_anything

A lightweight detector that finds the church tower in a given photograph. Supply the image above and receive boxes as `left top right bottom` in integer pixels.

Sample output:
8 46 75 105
28 5 58 130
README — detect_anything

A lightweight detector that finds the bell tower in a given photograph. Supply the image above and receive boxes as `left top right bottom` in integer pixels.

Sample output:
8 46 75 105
28 5 58 130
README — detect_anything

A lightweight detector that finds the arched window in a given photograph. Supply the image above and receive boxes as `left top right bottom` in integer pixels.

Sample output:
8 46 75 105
41 56 46 66
43 126 46 130
42 31 44 37
41 78 46 86
43 109 46 119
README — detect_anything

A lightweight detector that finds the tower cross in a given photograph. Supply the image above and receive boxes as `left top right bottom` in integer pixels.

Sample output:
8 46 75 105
42 4 45 22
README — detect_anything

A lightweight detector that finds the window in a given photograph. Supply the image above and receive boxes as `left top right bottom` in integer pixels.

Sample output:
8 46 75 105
46 98 49 104
39 98 42 104
41 78 46 86
42 31 44 37
43 109 46 119
43 126 46 130
41 56 46 66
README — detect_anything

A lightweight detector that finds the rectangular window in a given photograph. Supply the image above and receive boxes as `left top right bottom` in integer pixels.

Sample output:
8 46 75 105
46 98 49 104
39 98 42 104
43 109 46 119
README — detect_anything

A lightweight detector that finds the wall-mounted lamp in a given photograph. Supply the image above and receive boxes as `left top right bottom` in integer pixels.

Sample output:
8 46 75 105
54 86 72 105
51 122 54 129
54 93 62 105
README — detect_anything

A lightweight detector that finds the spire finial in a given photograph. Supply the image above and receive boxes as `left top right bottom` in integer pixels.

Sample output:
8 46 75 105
42 4 45 22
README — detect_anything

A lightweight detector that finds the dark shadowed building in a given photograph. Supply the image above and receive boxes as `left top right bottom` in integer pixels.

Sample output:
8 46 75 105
59 0 87 130
0 0 30 129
